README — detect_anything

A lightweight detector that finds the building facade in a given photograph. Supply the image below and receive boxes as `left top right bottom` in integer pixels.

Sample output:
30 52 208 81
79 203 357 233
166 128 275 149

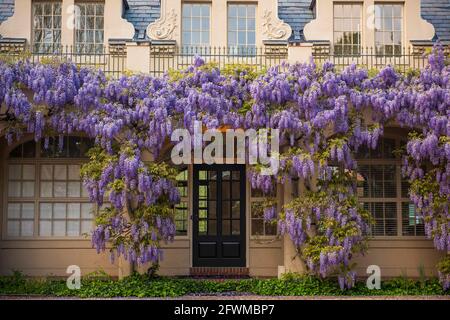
0 0 449 278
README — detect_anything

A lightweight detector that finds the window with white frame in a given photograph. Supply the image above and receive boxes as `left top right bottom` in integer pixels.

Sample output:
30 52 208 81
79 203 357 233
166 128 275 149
182 3 210 48
374 3 403 56
250 188 277 237
356 137 424 237
6 137 95 238
75 2 105 54
228 4 256 54
32 1 62 53
175 169 188 236
333 3 362 56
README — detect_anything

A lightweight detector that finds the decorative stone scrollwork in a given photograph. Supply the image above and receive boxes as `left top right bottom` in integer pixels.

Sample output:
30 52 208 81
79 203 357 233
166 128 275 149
262 10 292 41
147 9 178 41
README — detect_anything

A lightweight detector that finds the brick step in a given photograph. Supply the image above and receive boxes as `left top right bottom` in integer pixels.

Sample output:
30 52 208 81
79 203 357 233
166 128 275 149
190 267 249 277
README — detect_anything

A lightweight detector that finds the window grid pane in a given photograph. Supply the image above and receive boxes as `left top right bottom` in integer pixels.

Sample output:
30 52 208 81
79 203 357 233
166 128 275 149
32 1 62 53
182 3 210 47
6 139 95 238
250 200 276 236
228 4 256 54
7 203 35 237
375 4 403 56
75 2 105 54
333 4 362 56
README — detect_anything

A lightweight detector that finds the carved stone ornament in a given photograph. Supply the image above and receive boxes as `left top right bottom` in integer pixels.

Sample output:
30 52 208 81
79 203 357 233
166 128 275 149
147 9 178 40
262 10 292 41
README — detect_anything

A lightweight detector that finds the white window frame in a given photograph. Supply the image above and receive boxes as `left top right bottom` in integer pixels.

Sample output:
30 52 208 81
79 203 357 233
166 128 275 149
32 1 62 53
3 138 95 240
181 3 211 48
74 1 105 54
357 136 425 238
374 2 404 56
227 3 257 54
333 2 363 56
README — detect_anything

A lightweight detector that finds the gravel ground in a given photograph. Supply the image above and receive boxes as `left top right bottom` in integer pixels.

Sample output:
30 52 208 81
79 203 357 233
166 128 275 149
0 294 449 300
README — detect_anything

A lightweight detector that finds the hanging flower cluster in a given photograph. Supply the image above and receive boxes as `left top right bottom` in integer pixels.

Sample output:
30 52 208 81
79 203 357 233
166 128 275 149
0 44 448 288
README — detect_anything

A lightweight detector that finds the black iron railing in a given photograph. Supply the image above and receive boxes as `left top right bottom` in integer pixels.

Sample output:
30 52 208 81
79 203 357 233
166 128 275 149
313 46 430 73
149 45 289 76
0 42 126 77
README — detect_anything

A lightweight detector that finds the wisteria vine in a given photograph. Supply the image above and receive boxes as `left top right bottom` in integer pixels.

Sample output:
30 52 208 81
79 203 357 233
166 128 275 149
0 44 448 289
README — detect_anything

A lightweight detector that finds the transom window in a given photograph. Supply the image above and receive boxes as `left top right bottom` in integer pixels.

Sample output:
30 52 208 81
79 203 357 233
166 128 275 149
32 1 62 53
228 4 256 55
5 137 95 238
182 3 210 47
374 3 403 56
75 2 105 54
357 137 424 237
333 3 362 56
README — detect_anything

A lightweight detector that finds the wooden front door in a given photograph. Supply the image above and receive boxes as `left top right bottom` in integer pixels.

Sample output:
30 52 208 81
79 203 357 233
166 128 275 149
192 164 246 267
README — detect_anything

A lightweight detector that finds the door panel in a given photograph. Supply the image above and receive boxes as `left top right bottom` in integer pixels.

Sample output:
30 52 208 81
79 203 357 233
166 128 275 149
193 164 246 267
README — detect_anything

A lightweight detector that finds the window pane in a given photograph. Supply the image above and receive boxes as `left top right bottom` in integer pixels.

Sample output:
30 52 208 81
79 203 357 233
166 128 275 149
21 221 34 236
9 165 22 180
8 182 21 197
81 220 93 234
41 165 53 180
22 203 35 219
53 221 66 236
81 203 94 218
41 181 53 197
54 165 67 180
7 203 21 219
67 221 80 236
333 4 362 55
67 203 81 219
39 220 52 236
23 165 35 180
22 182 35 197
7 221 20 237
54 182 67 197
68 182 81 197
40 203 53 219
54 203 66 219
68 165 80 180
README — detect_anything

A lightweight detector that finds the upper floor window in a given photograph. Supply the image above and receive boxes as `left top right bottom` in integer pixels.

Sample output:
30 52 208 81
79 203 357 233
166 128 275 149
333 3 362 56
75 2 105 54
32 1 62 53
6 137 95 238
375 4 403 56
228 4 256 54
182 3 210 48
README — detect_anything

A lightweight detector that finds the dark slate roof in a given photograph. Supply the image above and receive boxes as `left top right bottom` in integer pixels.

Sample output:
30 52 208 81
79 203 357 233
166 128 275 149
0 0 14 26
421 0 450 41
278 0 315 42
0 0 449 42
124 0 160 40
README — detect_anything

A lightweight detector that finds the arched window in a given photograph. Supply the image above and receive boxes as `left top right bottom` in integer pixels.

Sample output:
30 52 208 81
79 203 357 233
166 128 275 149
356 137 425 237
5 136 95 238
